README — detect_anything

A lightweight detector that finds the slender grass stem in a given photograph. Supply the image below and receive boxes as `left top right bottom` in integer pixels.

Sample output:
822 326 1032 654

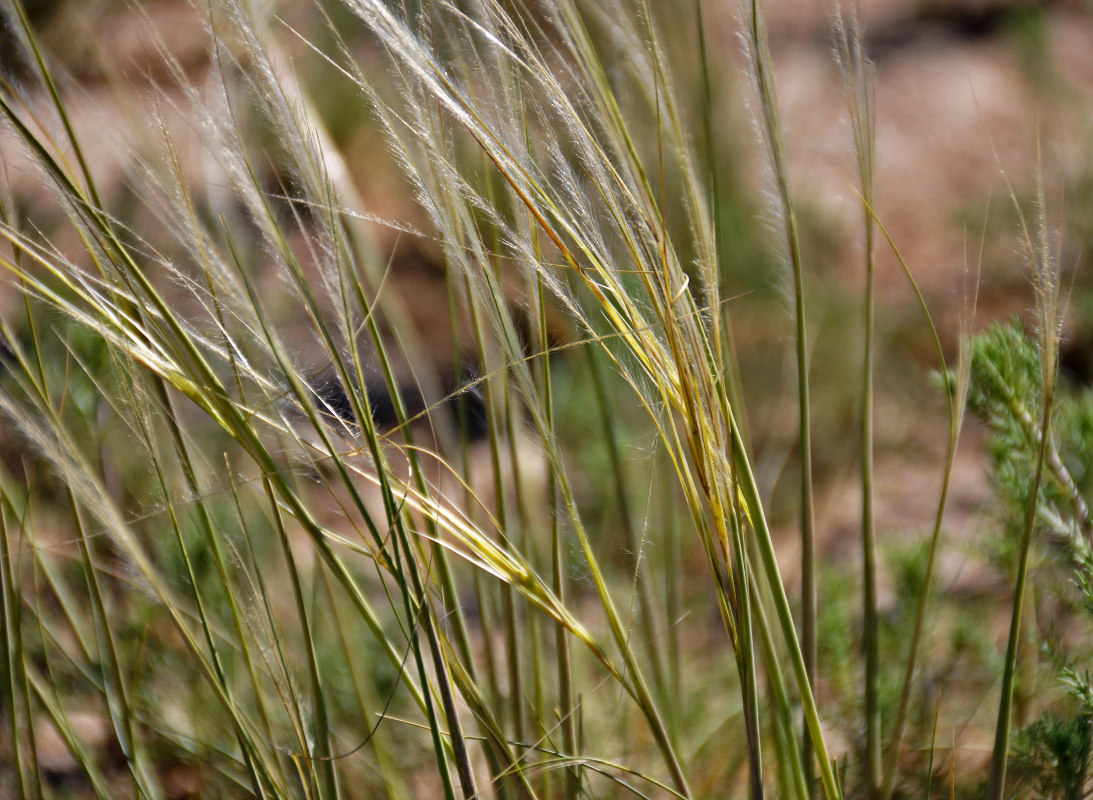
878 441 957 800
740 2 820 792
986 386 1055 799
731 417 840 799
832 5 880 792
858 194 972 798
585 344 669 700
751 570 808 800
694 0 748 442
0 497 42 800
535 262 579 800
264 476 337 799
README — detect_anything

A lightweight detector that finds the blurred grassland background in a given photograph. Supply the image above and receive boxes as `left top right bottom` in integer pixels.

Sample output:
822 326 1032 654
2 0 1093 798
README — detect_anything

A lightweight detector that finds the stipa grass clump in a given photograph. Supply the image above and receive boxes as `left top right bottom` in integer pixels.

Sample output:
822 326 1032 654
0 0 1086 798
0 0 763 795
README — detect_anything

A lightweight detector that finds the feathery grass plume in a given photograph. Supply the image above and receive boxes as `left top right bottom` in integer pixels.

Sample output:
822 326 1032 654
834 4 975 794
341 0 846 795
987 145 1066 800
0 0 718 795
1 4 502 797
0 0 958 794
830 2 880 794
337 3 696 791
736 0 835 795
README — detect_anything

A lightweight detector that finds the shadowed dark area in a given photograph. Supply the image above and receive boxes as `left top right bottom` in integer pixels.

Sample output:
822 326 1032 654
308 367 488 440
865 0 1049 59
